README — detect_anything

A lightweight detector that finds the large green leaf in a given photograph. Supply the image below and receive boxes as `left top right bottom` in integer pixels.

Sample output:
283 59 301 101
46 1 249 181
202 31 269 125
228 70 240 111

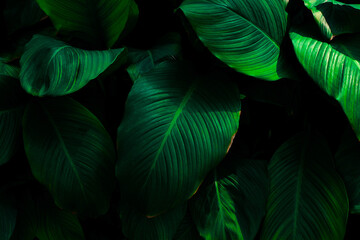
120 204 187 240
20 35 126 96
23 97 116 216
36 0 136 48
179 0 288 80
304 0 360 40
335 127 360 214
190 158 268 240
261 132 348 240
0 75 25 165
0 194 17 240
116 61 241 216
290 27 360 140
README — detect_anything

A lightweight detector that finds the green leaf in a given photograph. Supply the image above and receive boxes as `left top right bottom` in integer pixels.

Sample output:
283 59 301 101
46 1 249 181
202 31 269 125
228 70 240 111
335 127 360 214
4 0 46 35
261 132 348 240
173 213 203 240
0 58 20 79
290 27 360 140
0 75 25 165
0 194 17 240
120 204 187 240
23 97 116 216
304 0 360 40
127 33 182 82
179 0 288 80
20 35 126 96
116 61 241 216
190 158 268 240
36 0 136 48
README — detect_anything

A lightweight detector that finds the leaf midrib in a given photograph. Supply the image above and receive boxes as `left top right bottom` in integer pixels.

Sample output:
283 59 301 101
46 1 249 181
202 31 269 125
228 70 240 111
40 103 86 197
143 81 198 185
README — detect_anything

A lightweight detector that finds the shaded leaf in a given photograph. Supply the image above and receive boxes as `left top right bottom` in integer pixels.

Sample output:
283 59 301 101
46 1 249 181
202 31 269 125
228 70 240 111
290 26 360 140
191 158 268 240
120 204 187 240
23 97 116 216
335 126 360 214
179 0 288 80
0 58 20 79
36 0 136 48
116 61 241 216
304 0 360 40
261 132 348 239
173 212 203 240
0 194 17 240
20 35 126 96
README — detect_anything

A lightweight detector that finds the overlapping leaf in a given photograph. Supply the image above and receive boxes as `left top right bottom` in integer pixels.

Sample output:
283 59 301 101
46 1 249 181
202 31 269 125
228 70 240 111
261 132 348 239
304 0 360 40
179 0 288 80
120 204 187 240
20 35 126 96
191 159 268 240
0 75 25 165
0 58 20 79
36 0 136 48
335 127 360 214
116 61 241 216
23 97 116 216
290 27 360 140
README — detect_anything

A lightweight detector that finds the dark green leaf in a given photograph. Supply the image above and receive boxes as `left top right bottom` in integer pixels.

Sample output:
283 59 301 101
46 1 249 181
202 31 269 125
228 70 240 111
20 35 126 96
0 58 20 79
120 204 187 240
179 0 288 80
0 75 25 165
304 0 360 40
36 0 137 48
116 61 241 216
290 27 360 140
261 132 348 239
23 97 116 216
335 127 360 214
191 158 268 240
0 194 17 240
173 213 203 240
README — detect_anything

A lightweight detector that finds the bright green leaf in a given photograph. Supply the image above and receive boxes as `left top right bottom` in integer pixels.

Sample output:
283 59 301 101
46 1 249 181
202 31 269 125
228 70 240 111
120 204 187 240
191 159 268 240
261 132 348 240
23 97 116 216
304 0 360 40
290 27 360 140
179 0 288 80
0 194 17 240
36 0 136 48
0 75 25 165
116 61 241 216
335 127 360 214
20 35 126 96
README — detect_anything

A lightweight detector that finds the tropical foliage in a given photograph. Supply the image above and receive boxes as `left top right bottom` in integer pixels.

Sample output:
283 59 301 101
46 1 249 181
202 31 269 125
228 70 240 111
1 0 360 239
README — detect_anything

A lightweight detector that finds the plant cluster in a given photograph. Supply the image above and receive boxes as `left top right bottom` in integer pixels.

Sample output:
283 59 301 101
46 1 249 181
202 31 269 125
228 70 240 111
1 0 360 239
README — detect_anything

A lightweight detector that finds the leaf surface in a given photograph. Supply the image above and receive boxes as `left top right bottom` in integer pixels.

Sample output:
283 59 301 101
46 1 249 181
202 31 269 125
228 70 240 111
20 35 126 96
290 27 360 140
179 0 288 80
191 159 268 240
23 97 116 216
36 0 136 48
116 61 241 216
0 194 17 240
261 132 348 239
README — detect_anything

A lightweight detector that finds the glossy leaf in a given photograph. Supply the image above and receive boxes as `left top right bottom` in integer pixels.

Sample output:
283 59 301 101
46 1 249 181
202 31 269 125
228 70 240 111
179 0 288 80
0 75 25 165
261 132 348 240
116 61 241 216
335 127 360 214
290 27 360 140
36 0 136 48
20 35 126 96
191 158 268 240
23 97 116 216
304 0 360 40
0 194 17 240
120 204 187 240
